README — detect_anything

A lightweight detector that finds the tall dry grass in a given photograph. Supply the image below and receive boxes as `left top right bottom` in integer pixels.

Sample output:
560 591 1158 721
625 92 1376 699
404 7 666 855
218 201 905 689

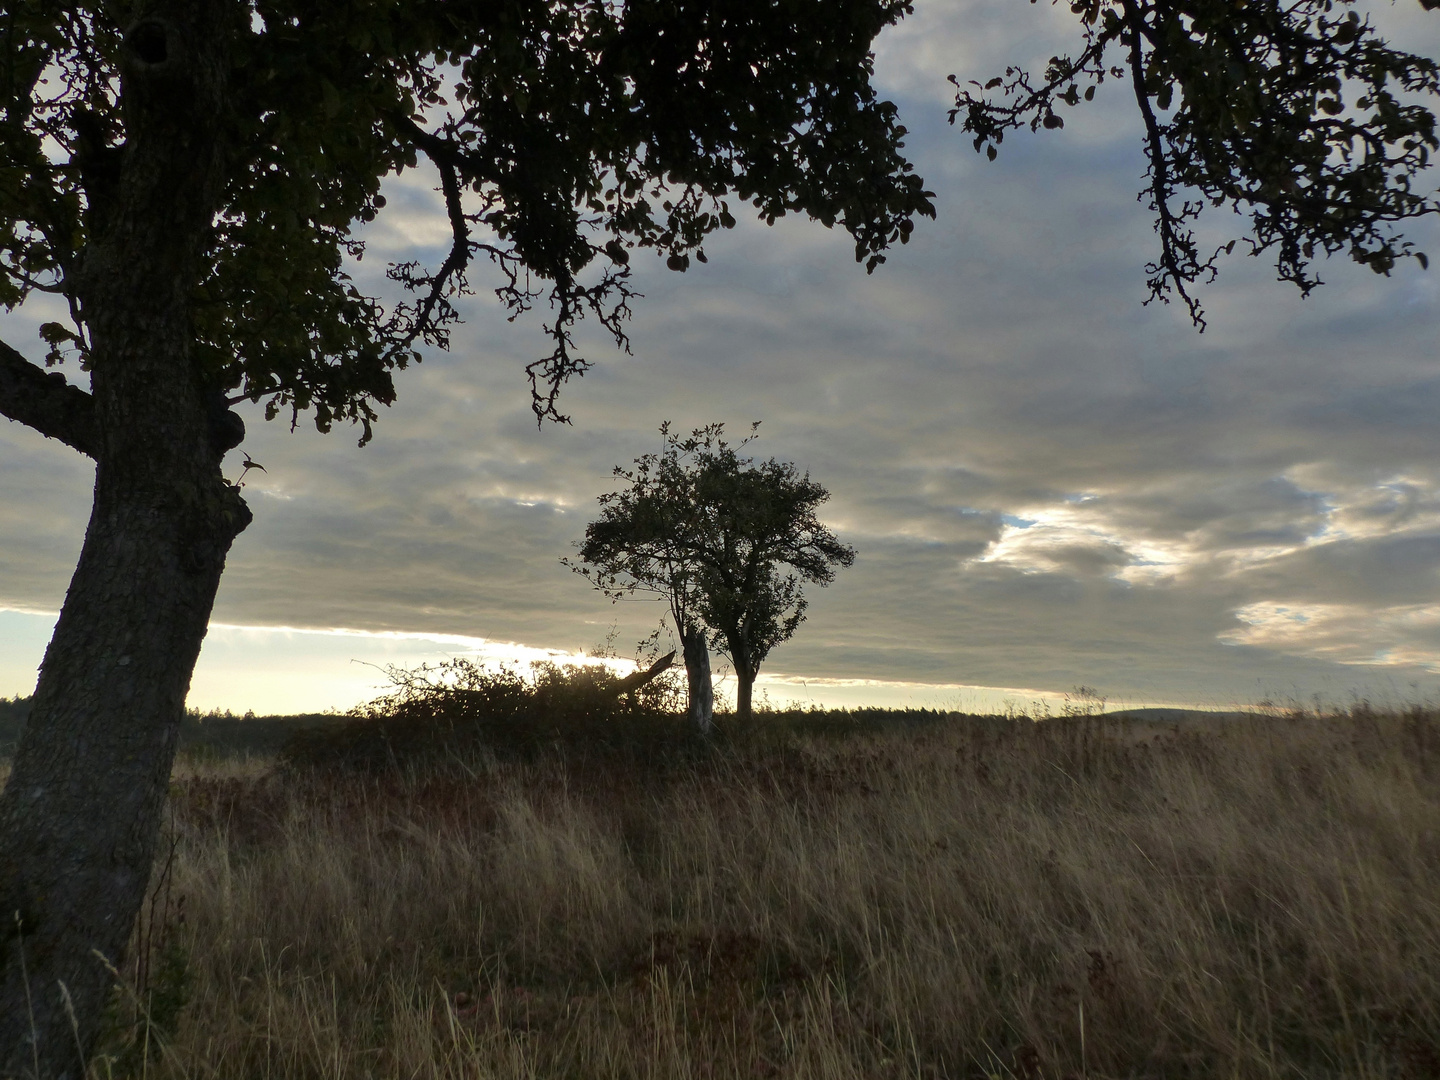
94 708 1440 1079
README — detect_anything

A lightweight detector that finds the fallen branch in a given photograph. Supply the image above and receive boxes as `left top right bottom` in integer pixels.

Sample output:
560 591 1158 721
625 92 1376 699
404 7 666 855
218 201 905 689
609 651 676 697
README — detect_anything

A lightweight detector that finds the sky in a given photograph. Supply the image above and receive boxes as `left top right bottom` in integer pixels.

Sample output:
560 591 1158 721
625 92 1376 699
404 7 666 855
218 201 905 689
4 1 1440 716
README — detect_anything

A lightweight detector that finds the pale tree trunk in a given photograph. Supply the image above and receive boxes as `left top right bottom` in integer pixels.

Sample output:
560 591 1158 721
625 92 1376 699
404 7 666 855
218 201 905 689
680 622 714 736
0 4 245 1075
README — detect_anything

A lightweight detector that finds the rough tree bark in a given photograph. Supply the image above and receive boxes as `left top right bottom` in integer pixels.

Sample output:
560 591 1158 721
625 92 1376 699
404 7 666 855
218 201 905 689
681 622 714 735
0 5 248 1075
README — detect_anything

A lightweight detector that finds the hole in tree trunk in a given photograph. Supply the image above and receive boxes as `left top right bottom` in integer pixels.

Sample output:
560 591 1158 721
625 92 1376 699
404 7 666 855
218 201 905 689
125 21 169 65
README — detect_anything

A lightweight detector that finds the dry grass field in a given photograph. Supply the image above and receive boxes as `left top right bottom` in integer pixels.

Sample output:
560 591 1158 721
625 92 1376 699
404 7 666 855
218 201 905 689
76 703 1440 1079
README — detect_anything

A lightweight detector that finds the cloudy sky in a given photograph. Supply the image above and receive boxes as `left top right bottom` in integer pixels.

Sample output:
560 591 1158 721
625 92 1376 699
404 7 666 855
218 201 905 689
4 1 1440 716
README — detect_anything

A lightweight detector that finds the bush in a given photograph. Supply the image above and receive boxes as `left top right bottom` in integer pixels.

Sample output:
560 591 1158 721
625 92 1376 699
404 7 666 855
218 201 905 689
280 658 691 770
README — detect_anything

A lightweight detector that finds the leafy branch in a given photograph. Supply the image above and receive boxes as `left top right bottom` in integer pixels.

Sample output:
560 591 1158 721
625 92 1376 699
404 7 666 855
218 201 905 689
951 0 1440 327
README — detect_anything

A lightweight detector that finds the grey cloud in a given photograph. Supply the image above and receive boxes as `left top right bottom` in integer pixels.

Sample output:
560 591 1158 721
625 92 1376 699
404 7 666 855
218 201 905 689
1239 535 1440 608
1096 477 1331 555
0 311 94 612
1303 378 1440 436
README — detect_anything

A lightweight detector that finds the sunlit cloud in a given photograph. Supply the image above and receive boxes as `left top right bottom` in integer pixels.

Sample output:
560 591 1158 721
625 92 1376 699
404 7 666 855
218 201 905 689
969 498 1192 582
1292 467 1440 546
1223 602 1440 673
207 621 572 659
0 603 59 618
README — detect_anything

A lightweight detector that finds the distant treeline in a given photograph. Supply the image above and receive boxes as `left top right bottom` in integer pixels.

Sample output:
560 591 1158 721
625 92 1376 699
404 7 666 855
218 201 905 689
0 696 342 758
0 679 1243 763
0 695 32 746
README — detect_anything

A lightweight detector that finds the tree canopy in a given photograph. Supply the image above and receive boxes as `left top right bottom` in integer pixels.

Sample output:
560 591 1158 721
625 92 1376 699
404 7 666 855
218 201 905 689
574 423 855 720
1 0 934 443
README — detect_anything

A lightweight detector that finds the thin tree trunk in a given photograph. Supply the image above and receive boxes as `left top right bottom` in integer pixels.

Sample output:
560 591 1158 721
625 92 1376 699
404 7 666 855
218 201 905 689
722 631 756 722
0 5 242 1073
681 623 714 736
737 626 759 722
736 666 754 721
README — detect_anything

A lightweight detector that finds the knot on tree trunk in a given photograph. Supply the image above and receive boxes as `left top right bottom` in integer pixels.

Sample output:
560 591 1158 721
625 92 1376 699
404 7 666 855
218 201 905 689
178 479 253 574
124 20 171 66
119 7 231 125
207 388 245 456
212 480 253 545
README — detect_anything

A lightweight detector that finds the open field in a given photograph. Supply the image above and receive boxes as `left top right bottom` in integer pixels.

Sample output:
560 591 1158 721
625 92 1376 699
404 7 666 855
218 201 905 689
19 703 1440 1079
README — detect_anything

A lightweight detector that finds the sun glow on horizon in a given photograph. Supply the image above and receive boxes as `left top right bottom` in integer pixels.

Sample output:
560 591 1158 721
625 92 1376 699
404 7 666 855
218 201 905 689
0 607 1208 718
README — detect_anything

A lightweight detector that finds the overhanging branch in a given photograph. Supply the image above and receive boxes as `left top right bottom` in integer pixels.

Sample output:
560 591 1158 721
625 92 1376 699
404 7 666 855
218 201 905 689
1122 0 1207 329
0 337 98 457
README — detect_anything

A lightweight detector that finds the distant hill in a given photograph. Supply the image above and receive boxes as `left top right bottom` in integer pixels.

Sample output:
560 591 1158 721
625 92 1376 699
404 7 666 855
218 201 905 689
1105 707 1253 725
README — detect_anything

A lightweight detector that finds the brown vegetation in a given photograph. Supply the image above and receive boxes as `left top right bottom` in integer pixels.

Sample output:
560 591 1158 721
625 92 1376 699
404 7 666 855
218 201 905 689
82 703 1440 1078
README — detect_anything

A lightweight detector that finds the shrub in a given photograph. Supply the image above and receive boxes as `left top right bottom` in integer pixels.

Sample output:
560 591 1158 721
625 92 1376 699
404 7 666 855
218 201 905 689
280 658 691 770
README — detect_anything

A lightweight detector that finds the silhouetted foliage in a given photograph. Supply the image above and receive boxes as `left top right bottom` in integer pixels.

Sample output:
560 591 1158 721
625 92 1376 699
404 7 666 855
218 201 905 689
280 658 692 771
953 0 1440 328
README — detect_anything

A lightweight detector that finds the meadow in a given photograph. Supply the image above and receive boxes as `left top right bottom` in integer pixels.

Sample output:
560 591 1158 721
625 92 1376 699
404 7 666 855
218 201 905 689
15 673 1440 1080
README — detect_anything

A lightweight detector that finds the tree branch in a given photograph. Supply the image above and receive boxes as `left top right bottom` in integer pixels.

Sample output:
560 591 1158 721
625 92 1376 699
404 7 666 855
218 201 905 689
608 651 676 697
390 113 497 184
1121 0 1206 330
0 337 98 457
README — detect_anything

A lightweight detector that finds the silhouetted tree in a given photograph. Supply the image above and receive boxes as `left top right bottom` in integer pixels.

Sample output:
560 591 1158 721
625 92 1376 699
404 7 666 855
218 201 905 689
0 3 932 1069
574 424 855 724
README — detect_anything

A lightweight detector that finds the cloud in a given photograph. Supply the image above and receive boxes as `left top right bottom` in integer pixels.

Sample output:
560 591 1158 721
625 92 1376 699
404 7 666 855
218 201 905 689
1222 602 1440 673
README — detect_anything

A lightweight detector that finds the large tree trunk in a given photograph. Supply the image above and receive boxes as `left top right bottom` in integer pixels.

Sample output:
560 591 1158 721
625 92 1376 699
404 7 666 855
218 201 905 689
0 5 244 1074
680 622 714 736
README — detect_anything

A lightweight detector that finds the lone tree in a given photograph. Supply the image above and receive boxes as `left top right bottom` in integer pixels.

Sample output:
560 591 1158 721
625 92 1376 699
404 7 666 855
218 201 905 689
573 423 856 725
0 2 932 1070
